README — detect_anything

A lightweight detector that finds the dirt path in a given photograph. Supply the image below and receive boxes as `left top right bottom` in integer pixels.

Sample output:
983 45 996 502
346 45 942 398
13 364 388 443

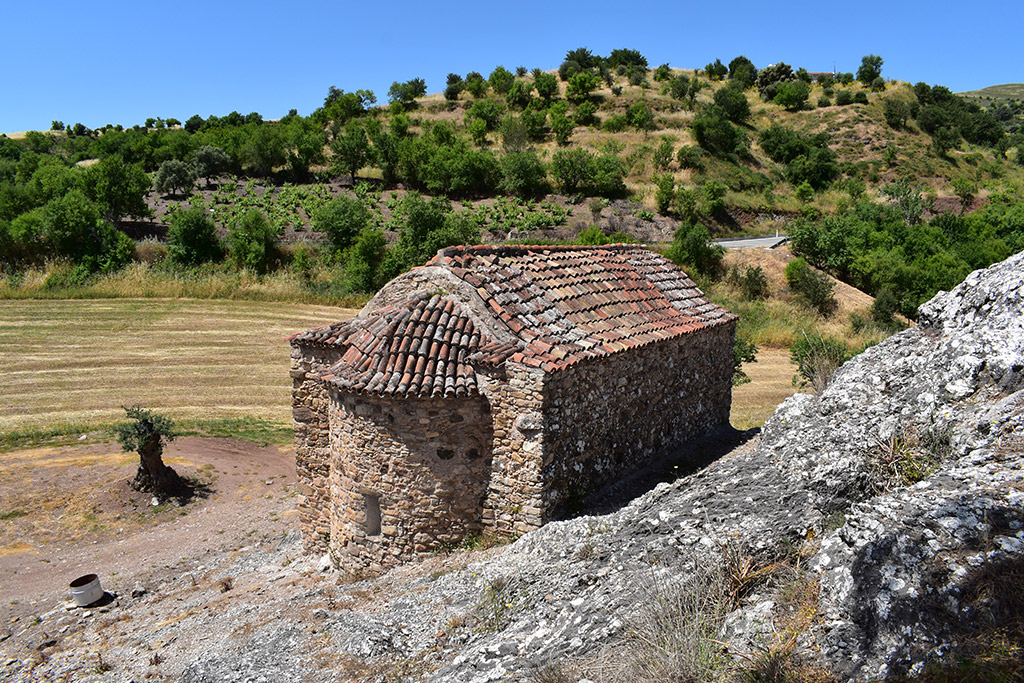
0 437 297 624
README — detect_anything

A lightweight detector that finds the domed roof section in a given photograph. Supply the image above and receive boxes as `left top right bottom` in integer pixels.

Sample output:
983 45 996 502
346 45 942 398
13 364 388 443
321 292 497 398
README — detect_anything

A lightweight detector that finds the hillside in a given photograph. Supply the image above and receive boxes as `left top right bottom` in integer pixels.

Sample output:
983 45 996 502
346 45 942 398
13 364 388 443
5 244 1021 683
958 82 1024 103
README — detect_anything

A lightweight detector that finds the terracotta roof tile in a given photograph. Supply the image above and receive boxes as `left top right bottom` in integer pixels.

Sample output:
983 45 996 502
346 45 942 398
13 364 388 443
421 245 735 367
320 292 492 399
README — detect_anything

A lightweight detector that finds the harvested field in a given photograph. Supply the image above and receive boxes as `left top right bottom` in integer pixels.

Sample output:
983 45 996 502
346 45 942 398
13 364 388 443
0 299 358 436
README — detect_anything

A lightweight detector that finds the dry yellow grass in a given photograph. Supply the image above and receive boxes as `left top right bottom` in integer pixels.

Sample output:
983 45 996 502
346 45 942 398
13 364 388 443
731 348 799 429
0 298 358 434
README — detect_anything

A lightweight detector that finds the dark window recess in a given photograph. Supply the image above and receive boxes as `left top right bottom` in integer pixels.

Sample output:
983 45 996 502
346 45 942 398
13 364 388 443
466 448 481 460
437 448 455 460
364 493 381 536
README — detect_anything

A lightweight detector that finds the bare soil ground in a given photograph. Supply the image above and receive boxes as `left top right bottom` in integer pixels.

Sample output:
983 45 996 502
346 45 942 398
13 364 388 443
0 437 296 625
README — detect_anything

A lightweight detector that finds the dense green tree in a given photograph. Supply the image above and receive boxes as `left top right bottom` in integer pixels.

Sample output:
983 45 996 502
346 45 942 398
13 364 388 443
316 88 376 125
666 222 724 277
184 114 205 133
166 205 222 265
421 141 500 196
228 209 278 273
774 80 811 111
534 72 558 101
549 101 574 145
607 48 648 70
704 58 727 81
669 74 691 101
551 148 594 194
40 190 133 272
728 56 757 86
714 83 751 123
574 101 598 126
154 159 195 196
239 123 287 177
883 97 911 129
286 119 326 181
314 194 369 252
81 153 149 223
499 151 547 197
756 62 794 100
786 148 839 190
381 194 481 280
466 98 506 131
488 66 515 95
330 121 370 182
505 80 533 110
444 73 465 101
388 78 427 107
565 71 600 103
627 102 655 131
192 145 230 186
344 227 387 292
691 106 740 157
857 54 884 86
654 173 674 214
520 109 547 141
589 153 627 196
564 47 598 70
465 72 487 98
653 63 672 82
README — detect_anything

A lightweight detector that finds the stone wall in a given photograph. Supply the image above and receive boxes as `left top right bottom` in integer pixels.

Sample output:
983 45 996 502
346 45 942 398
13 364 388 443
476 363 547 535
539 322 736 512
290 341 344 554
327 390 493 575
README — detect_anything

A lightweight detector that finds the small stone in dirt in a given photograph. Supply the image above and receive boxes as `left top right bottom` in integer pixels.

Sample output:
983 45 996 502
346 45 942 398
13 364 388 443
81 611 92 618
131 584 147 599
151 497 160 507
0 630 9 642
317 554 333 572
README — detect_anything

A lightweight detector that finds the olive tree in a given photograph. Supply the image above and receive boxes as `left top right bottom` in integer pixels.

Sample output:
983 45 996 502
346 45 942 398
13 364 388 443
116 406 189 500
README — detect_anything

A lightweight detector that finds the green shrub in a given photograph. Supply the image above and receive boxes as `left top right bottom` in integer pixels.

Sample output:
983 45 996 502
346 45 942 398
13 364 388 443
166 205 222 266
603 114 630 132
313 194 369 252
733 335 758 385
499 151 547 197
730 265 769 300
577 225 610 245
787 260 837 316
654 173 675 214
228 209 278 273
790 332 851 392
871 288 899 326
627 102 655 131
835 90 853 106
675 146 704 171
666 222 724 278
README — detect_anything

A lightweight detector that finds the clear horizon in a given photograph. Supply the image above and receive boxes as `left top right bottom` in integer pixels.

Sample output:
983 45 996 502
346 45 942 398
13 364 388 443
3 0 1020 133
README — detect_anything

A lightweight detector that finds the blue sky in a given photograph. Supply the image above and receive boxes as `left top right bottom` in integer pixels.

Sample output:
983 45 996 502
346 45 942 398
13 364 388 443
2 0 1020 133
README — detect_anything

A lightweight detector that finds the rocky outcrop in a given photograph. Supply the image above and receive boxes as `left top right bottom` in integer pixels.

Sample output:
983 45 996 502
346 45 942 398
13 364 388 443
182 252 1024 682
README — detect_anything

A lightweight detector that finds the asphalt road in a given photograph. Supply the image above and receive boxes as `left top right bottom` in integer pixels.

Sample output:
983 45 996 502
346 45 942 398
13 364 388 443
714 234 789 249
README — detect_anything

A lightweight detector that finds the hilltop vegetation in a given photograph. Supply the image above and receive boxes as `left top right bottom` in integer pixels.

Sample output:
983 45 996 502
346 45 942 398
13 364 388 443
2 48 1023 320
